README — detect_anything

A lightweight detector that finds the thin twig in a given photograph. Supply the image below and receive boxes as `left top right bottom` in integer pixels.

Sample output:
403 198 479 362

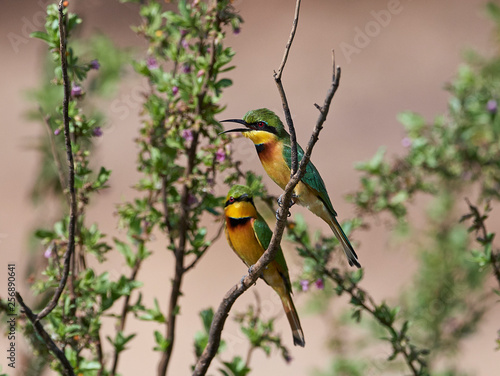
110 259 142 376
161 179 176 247
464 199 500 288
192 45 341 376
96 332 104 376
36 0 77 321
274 0 301 174
16 292 76 376
275 0 301 81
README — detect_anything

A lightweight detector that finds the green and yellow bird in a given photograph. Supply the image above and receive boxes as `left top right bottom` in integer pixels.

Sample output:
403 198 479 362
224 185 305 347
221 108 360 268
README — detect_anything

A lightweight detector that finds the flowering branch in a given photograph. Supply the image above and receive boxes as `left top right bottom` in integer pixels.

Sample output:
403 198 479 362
288 229 429 376
32 0 77 322
463 199 500 289
15 3 78 374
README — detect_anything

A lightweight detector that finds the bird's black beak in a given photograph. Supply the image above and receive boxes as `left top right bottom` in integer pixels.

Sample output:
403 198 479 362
219 119 250 135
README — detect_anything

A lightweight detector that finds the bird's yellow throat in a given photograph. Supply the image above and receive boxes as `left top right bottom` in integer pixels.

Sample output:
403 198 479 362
224 201 258 219
243 130 277 145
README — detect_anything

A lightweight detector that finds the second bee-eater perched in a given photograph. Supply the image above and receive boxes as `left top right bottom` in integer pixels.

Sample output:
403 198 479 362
224 185 305 347
221 108 360 268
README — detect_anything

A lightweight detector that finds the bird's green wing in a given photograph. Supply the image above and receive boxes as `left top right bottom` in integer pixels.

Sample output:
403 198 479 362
253 214 292 291
283 143 337 217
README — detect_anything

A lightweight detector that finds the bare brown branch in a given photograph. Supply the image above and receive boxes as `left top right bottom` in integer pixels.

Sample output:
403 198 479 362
17 292 75 376
193 41 342 376
274 0 301 174
275 0 301 81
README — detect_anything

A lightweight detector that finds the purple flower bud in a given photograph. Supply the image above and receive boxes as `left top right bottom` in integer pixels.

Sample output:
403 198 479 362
89 59 100 70
487 99 497 114
215 148 226 163
197 69 205 78
233 27 241 35
172 86 179 95
54 128 61 136
180 29 188 37
146 56 159 70
315 278 324 290
181 64 191 74
71 84 82 97
181 38 189 49
401 137 412 148
182 129 194 143
300 280 309 292
284 354 293 364
187 194 198 206
93 127 103 137
44 244 53 258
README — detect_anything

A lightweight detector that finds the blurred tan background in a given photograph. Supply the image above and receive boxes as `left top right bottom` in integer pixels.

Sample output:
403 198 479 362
1 0 499 375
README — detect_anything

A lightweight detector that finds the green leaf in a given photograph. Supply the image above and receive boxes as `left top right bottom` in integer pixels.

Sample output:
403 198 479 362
153 330 170 352
30 31 51 43
114 239 136 268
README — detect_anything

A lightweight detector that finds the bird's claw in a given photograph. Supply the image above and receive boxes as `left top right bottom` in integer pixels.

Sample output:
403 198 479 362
276 193 297 219
275 208 293 219
277 193 298 208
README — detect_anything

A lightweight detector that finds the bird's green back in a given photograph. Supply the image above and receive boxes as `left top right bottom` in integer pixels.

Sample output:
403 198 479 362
282 141 337 217
253 214 292 293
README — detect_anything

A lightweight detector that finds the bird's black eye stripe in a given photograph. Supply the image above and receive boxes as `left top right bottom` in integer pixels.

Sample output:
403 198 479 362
251 121 277 135
224 194 255 207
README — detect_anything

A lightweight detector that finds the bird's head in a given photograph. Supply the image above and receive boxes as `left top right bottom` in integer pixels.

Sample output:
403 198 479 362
220 108 286 144
224 185 257 219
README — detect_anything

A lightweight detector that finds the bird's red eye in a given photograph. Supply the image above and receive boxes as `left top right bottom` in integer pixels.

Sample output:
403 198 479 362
257 122 265 128
229 196 235 203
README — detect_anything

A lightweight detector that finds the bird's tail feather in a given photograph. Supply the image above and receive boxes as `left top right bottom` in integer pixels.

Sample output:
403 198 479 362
281 294 305 347
328 216 361 268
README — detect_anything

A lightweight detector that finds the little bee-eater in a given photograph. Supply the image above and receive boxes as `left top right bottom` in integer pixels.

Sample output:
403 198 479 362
224 185 305 347
221 108 360 268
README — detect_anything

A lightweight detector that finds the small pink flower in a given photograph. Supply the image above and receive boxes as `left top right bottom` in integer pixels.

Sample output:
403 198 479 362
197 69 205 78
300 280 309 292
315 278 324 290
44 245 53 258
71 84 82 97
89 59 100 70
401 137 412 148
182 129 194 143
172 86 179 95
187 194 198 206
215 148 226 163
93 127 103 137
487 99 497 114
146 57 159 70
54 128 61 136
181 39 189 49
